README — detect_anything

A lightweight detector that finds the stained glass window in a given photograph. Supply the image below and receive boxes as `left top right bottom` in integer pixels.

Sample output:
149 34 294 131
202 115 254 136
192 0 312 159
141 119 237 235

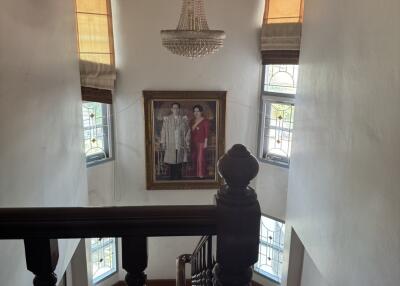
258 65 298 167
261 102 295 164
254 216 285 283
82 102 112 165
264 65 299 94
91 237 117 284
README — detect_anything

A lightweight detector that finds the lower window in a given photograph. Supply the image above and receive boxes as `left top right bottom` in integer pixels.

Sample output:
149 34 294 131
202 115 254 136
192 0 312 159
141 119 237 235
254 215 285 283
82 102 113 166
90 237 117 284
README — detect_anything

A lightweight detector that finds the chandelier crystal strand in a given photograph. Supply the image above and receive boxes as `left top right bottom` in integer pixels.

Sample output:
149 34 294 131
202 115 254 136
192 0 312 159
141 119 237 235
161 0 226 58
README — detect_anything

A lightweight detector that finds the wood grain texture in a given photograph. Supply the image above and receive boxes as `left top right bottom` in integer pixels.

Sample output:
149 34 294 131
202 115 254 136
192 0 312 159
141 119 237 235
0 205 216 239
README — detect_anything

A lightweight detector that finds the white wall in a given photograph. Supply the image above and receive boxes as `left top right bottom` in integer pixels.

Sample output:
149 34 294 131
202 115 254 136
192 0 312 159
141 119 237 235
67 240 90 286
301 251 328 286
85 0 289 282
283 0 400 285
88 162 117 206
0 0 88 284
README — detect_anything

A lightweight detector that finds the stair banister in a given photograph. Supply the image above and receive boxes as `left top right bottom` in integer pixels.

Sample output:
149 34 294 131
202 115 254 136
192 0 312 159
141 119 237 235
0 144 261 286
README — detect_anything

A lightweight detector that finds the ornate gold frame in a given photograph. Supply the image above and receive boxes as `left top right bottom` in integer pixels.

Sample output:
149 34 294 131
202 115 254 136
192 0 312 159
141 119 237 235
143 90 226 190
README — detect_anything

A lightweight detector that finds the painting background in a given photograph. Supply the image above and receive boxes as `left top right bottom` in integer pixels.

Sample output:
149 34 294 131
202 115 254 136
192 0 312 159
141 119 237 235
153 100 217 181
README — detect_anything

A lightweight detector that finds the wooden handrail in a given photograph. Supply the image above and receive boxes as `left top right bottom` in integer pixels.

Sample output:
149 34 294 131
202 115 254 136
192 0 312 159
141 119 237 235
0 205 217 239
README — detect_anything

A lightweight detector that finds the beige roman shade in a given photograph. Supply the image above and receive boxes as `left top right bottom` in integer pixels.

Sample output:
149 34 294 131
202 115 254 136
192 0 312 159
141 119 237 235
76 0 116 103
79 60 116 91
261 0 304 64
79 60 116 104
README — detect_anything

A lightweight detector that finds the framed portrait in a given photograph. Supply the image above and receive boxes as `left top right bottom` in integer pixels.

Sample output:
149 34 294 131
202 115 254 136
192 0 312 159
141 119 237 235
143 90 226 190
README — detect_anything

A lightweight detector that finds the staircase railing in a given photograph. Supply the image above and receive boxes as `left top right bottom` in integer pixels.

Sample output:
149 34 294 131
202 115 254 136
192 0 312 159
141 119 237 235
176 235 214 286
192 235 214 286
0 144 261 286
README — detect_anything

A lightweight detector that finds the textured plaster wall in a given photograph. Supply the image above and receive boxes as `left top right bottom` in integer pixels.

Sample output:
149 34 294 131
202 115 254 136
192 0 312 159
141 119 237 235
282 0 400 285
0 0 88 284
86 0 288 282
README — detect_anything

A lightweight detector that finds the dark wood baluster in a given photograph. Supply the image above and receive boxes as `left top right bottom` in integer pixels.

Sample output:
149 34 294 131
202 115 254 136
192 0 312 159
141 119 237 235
24 238 59 286
191 253 195 285
194 252 199 286
198 251 201 286
206 237 213 286
213 144 261 286
192 254 196 285
200 247 205 286
197 251 201 285
122 237 148 286
193 256 196 286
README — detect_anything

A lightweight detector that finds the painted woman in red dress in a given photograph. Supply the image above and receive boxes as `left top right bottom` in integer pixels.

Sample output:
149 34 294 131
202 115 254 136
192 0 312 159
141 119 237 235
191 105 209 178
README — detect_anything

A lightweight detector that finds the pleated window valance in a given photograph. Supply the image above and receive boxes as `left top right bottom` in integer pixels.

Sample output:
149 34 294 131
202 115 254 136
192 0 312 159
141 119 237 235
79 60 116 103
79 60 116 91
261 0 304 65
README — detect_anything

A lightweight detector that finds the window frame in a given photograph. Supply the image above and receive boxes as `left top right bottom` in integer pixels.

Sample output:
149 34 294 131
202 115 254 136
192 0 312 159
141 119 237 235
83 101 114 167
88 237 118 285
257 65 297 168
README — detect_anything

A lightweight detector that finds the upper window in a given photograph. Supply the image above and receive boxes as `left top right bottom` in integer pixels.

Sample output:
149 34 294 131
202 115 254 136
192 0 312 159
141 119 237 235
76 0 115 166
258 65 298 167
264 65 299 94
254 215 285 283
76 0 115 65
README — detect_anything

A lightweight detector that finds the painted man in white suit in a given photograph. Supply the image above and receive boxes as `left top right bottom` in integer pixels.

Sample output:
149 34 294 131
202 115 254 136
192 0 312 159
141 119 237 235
160 102 190 180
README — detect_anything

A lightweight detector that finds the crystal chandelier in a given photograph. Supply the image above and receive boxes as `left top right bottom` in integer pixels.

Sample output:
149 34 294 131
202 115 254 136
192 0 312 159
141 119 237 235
161 0 226 58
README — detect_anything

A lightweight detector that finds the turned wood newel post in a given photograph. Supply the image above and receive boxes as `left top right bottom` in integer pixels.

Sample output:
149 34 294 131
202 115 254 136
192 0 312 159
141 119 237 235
213 144 261 286
122 237 148 286
24 239 59 286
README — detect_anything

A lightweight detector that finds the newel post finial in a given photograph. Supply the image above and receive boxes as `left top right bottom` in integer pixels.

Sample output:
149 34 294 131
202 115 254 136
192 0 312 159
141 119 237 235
217 144 259 190
213 144 261 286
